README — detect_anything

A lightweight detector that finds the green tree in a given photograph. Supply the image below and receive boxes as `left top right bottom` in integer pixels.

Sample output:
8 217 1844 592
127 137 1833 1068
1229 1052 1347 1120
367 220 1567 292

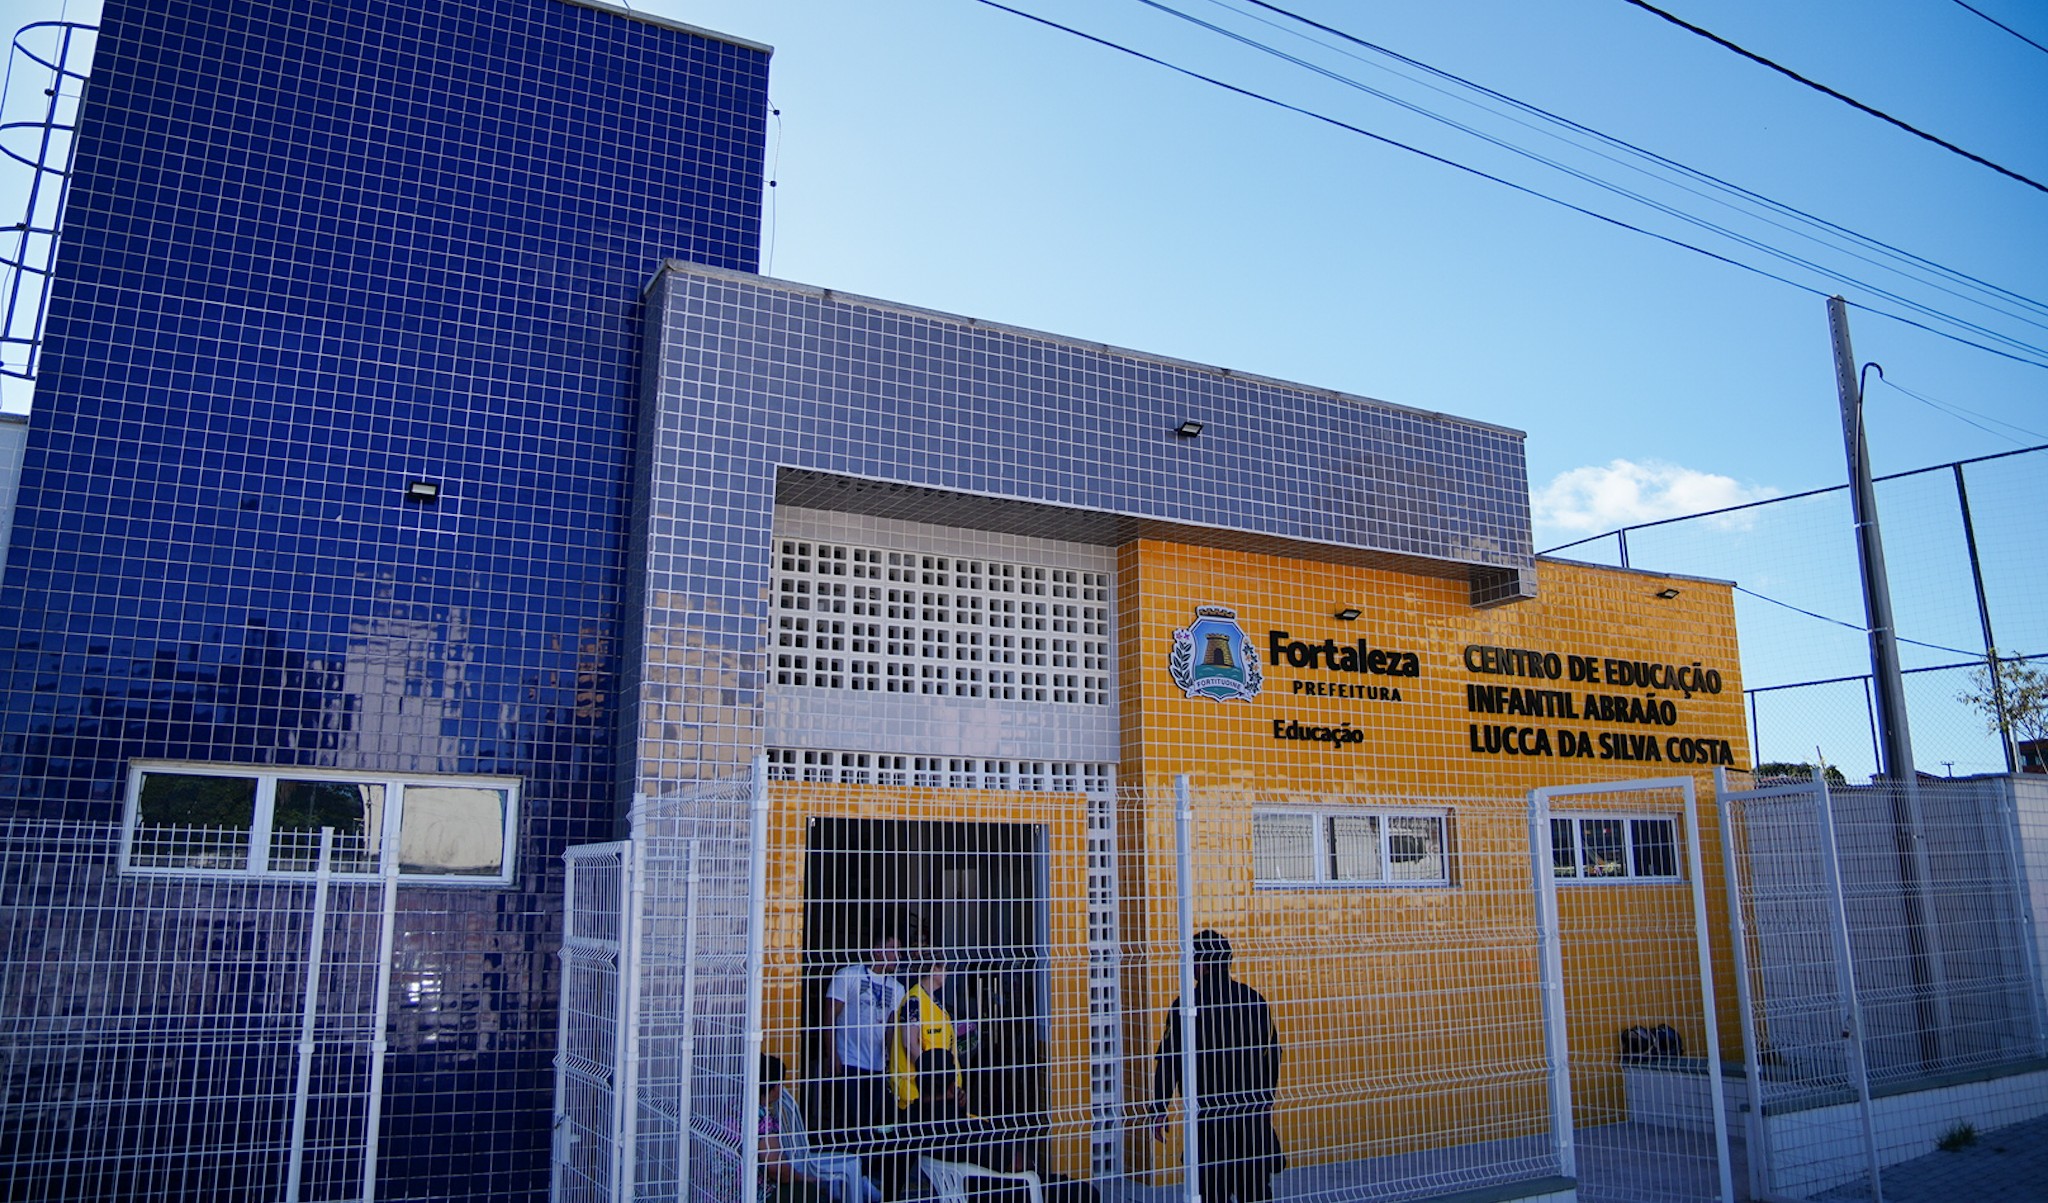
139 773 256 828
1958 656 2048 755
1756 761 1848 786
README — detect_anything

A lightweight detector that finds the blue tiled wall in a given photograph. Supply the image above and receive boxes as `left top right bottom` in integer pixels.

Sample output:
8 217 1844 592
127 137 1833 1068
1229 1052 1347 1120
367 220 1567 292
0 1 766 1197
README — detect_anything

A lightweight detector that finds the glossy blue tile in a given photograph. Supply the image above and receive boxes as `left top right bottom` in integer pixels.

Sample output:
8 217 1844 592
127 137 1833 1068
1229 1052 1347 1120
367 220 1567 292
0 1 767 1199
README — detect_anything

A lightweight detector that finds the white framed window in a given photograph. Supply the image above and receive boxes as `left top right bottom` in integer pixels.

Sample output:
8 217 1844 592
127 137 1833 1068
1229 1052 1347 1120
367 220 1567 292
1549 814 1681 882
1252 808 1452 887
121 762 520 885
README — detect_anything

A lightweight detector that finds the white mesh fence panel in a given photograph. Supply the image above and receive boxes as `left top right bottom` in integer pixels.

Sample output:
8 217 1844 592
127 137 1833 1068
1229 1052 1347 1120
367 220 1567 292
0 816 388 1201
1719 771 2048 1201
631 780 757 1203
574 770 1588 1203
1178 785 1564 1203
1830 779 2044 1084
1533 780 1732 1203
556 842 630 1203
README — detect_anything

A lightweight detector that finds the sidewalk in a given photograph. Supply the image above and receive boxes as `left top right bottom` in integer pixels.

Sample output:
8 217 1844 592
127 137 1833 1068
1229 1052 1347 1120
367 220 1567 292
1810 1112 2048 1202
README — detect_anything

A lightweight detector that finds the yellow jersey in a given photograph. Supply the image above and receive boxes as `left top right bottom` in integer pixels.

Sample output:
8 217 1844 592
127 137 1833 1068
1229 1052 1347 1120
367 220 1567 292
888 983 962 1107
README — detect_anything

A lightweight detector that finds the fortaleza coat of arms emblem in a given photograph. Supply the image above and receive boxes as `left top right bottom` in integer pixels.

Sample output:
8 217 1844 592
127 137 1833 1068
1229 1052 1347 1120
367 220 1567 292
1169 605 1264 702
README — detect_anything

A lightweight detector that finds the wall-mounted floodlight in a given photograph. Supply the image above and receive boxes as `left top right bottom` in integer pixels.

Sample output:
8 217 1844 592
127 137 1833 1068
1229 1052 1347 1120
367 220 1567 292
1334 607 1362 621
1176 420 1204 438
406 480 442 503
1655 587 1681 599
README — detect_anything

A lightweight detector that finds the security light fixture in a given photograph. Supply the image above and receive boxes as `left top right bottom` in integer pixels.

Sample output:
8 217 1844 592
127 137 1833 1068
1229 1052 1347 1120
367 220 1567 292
406 480 441 503
1176 420 1204 438
1334 607 1362 621
1655 587 1681 600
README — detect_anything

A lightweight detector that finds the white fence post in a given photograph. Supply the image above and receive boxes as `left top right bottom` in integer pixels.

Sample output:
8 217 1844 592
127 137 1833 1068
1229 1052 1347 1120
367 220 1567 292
551 850 574 1203
1173 774 1201 1203
285 827 334 1203
1525 790 1574 1182
742 756 771 1203
1715 767 1773 1202
362 853 401 1203
619 832 645 1200
1677 777 1735 1203
676 839 703 1203
1814 777 1885 1203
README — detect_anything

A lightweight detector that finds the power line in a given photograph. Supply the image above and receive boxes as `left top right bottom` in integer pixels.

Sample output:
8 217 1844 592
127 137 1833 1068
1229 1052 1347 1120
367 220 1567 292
965 2 1825 288
1843 298 2048 370
1619 0 2048 195
1734 585 1982 659
965 0 2048 368
1151 0 2048 358
1232 0 2048 326
1948 0 2048 57
1876 375 2048 445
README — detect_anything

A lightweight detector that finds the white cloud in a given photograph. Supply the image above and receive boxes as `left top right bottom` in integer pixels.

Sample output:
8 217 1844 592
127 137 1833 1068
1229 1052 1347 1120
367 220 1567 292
1533 459 1779 539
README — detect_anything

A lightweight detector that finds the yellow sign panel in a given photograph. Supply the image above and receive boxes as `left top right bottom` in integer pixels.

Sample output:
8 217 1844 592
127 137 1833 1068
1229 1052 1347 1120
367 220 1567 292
1122 540 1748 795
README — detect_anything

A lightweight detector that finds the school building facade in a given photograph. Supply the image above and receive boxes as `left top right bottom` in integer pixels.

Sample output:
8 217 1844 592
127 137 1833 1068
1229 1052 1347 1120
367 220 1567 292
618 262 1752 1203
17 2 2041 1203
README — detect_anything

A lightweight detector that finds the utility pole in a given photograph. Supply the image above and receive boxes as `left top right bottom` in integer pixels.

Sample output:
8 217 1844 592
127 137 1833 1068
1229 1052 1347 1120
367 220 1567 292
1828 296 1947 1067
1828 297 1915 782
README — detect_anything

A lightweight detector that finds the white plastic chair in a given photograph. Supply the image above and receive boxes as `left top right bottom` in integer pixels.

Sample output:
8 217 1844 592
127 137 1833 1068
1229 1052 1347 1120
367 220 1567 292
917 1156 1043 1203
811 1153 882 1203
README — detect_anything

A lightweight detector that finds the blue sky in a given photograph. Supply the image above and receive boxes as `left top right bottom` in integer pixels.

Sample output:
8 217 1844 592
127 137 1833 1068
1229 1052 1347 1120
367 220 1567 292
644 0 2045 549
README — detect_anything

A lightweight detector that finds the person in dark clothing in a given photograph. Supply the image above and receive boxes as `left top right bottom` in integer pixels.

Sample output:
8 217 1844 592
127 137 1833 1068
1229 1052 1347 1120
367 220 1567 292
902 1049 1036 1203
1151 929 1284 1203
903 1049 1017 1169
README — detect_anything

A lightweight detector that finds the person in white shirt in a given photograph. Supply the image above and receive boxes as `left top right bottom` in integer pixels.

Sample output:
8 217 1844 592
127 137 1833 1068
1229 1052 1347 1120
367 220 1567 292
821 929 905 1151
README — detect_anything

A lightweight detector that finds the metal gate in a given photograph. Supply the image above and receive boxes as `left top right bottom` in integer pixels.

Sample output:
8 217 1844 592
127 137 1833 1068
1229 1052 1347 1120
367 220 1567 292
1532 777 1734 1203
553 841 639 1202
1715 769 2048 1202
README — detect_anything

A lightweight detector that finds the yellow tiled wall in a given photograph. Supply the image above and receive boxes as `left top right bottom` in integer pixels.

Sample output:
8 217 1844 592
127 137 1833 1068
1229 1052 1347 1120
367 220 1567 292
1119 541 1749 1166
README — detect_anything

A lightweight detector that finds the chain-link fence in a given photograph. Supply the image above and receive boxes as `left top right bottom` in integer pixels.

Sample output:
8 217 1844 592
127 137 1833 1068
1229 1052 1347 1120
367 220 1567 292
1545 445 2048 782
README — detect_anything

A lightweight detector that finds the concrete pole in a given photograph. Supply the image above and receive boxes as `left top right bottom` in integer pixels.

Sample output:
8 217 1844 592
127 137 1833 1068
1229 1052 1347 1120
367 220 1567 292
1828 296 1915 782
1829 297 1947 1067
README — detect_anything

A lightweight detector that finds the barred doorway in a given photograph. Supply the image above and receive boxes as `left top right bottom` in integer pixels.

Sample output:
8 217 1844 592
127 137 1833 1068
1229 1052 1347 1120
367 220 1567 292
800 817 1052 1143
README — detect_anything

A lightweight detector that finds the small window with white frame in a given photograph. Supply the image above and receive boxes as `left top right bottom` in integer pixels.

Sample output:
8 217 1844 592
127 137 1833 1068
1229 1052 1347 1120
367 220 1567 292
1549 814 1681 882
1253 808 1452 887
122 762 519 885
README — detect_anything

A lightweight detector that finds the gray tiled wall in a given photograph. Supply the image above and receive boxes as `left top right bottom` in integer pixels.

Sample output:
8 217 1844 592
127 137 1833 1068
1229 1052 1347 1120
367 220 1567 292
624 263 1534 801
